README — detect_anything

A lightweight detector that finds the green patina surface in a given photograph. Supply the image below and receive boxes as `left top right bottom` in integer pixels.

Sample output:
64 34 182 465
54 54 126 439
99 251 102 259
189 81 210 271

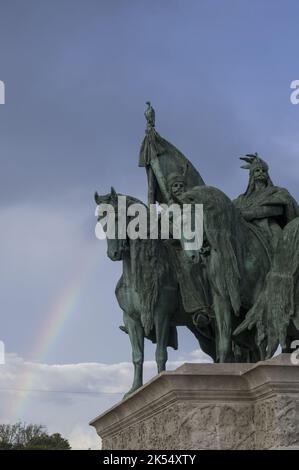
94 104 299 396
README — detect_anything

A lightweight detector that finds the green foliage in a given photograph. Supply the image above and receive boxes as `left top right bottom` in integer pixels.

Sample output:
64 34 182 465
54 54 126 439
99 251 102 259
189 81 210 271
26 432 71 450
0 422 71 450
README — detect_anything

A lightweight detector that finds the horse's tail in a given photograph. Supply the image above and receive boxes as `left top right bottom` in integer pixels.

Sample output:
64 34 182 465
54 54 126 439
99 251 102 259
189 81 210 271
207 230 241 314
235 216 299 354
266 271 294 351
269 217 299 348
184 185 242 315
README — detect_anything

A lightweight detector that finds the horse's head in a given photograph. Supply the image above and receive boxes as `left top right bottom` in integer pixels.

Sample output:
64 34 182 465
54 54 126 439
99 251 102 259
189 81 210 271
94 187 128 261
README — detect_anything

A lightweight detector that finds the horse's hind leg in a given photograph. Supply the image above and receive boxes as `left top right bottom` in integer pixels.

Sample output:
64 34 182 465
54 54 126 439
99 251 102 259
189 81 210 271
154 302 172 373
214 293 234 362
123 311 144 398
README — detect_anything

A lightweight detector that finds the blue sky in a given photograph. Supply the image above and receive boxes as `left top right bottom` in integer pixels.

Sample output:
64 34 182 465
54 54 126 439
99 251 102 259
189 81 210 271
0 0 299 447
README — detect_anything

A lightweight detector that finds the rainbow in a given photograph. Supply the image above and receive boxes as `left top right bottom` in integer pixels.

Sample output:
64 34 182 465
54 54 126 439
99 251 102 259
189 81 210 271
9 249 99 421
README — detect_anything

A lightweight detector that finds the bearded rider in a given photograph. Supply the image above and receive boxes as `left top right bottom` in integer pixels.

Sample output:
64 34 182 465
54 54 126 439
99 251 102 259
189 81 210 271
164 172 213 330
234 153 299 255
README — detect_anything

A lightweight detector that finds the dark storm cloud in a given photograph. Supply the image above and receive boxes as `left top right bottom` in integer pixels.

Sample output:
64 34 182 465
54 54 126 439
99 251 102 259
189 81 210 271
0 0 297 210
0 0 299 363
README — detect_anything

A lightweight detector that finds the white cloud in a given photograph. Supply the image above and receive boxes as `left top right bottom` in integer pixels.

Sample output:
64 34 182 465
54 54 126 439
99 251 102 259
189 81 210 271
68 425 101 450
0 349 210 449
188 348 213 362
0 353 132 449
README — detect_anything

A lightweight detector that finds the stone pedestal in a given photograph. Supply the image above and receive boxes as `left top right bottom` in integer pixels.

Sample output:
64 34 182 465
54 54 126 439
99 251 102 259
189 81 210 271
90 354 299 449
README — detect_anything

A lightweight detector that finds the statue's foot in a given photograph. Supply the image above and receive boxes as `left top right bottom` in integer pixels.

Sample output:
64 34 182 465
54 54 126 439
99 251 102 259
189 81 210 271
123 390 132 400
192 310 211 329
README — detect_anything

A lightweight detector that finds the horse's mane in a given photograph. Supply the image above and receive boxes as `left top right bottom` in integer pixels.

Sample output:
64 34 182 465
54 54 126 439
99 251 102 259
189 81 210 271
121 194 147 208
182 185 242 315
134 238 170 335
116 193 170 336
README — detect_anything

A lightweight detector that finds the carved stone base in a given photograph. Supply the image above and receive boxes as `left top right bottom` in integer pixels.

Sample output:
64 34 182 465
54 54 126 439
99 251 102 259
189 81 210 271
90 354 299 449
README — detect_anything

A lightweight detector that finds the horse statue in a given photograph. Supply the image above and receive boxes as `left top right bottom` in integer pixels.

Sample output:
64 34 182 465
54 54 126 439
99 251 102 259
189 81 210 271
234 215 299 357
178 185 272 363
94 187 216 397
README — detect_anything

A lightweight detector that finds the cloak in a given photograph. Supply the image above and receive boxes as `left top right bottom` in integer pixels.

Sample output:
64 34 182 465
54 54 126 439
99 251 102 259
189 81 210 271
234 186 299 228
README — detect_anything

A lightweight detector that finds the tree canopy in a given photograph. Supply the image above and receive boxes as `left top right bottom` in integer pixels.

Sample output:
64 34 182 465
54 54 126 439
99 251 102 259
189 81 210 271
0 422 71 450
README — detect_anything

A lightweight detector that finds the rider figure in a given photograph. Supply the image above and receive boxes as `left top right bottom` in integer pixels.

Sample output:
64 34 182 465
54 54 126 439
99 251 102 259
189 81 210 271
165 171 213 330
167 172 185 201
234 153 299 253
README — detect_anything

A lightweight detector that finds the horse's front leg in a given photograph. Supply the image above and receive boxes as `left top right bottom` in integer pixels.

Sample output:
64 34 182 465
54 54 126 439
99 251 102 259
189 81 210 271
154 293 173 373
123 311 144 399
213 293 234 362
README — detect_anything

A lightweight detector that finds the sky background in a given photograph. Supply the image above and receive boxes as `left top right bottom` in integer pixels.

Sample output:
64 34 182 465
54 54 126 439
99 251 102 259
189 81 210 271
0 0 299 448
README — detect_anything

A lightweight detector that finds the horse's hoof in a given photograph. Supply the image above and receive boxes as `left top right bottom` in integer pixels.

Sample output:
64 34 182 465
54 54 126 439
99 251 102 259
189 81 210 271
123 386 141 400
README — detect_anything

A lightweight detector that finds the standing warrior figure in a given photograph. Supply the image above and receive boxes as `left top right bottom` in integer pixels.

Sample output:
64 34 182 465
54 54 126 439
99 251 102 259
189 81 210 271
234 153 299 254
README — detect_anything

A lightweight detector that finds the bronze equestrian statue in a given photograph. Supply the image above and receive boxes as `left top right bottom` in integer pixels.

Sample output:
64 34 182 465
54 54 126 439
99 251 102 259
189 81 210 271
94 104 299 396
95 188 216 397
